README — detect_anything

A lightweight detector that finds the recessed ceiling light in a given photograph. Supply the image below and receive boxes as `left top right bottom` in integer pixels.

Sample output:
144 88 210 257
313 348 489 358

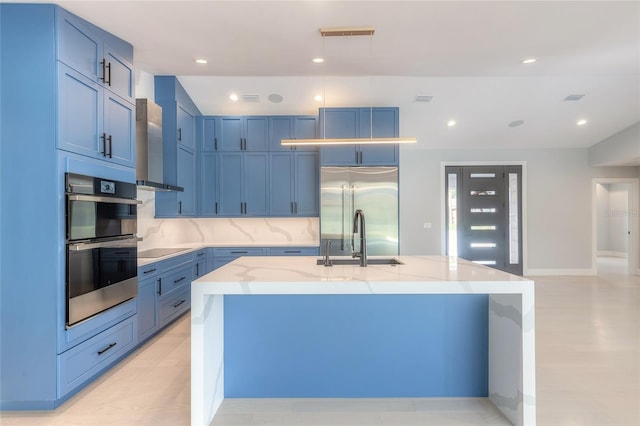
522 58 536 64
577 119 588 126
447 120 456 127
194 58 208 64
312 57 324 64
314 95 323 102
229 93 238 102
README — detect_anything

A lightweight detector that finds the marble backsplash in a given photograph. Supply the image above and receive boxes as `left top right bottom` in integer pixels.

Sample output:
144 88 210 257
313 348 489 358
137 190 319 251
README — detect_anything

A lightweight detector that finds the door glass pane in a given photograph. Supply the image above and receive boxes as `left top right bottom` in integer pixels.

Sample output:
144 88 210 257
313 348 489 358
447 173 457 257
473 260 497 265
470 173 496 178
470 208 496 213
470 242 497 248
470 190 496 196
470 225 496 231
508 173 519 264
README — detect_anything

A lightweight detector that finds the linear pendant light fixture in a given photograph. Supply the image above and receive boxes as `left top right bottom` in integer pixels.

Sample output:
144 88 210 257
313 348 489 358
281 26 417 147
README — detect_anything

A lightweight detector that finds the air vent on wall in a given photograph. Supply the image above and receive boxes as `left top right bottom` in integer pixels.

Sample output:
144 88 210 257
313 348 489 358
242 94 260 102
415 95 434 102
564 94 585 101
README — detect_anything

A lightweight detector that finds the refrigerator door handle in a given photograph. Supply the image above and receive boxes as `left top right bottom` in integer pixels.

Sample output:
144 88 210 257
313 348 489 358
341 185 346 250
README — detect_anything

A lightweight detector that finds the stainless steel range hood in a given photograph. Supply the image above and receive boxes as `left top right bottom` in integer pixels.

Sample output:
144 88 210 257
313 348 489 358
136 98 183 192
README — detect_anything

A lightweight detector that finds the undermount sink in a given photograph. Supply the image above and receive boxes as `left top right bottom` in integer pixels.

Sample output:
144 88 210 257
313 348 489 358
316 258 404 266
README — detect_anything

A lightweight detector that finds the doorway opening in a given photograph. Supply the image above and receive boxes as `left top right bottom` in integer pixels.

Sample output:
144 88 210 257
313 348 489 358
593 178 639 276
445 165 523 275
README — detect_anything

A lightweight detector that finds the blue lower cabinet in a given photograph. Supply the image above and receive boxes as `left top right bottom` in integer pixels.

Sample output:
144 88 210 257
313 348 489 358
136 254 194 346
267 247 319 256
158 286 190 326
194 250 207 278
137 276 159 343
211 247 266 271
57 316 137 398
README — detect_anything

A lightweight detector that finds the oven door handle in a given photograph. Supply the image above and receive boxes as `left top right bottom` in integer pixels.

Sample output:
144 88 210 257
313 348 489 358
68 194 142 205
68 237 138 251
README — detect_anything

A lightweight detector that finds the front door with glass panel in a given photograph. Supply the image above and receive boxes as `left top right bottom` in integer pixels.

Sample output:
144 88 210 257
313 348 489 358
446 165 523 275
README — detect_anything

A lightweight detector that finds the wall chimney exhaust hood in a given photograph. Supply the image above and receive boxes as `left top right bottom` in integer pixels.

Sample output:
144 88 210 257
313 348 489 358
136 99 183 192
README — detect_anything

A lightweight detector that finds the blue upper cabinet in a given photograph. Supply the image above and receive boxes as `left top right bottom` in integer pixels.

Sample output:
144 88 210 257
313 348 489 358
177 105 196 151
319 107 399 166
269 116 318 152
56 9 135 168
57 8 134 104
217 152 269 216
155 76 201 217
204 116 268 151
201 117 217 151
270 152 319 216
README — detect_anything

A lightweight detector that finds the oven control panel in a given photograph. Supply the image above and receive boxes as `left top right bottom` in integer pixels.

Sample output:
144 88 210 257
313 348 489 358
100 180 115 194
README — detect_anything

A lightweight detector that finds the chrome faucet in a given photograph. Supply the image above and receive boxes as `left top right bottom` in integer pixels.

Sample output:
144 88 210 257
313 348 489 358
352 209 367 267
324 240 333 267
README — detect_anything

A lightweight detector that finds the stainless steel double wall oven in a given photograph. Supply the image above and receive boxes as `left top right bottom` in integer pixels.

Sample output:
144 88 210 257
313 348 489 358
65 173 139 327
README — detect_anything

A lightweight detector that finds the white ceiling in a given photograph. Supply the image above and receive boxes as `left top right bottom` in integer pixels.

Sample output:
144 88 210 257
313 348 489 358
12 0 640 152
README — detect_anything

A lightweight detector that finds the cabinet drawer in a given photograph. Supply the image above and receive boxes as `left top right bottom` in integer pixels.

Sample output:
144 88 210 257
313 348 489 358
159 264 192 297
138 262 159 279
212 248 265 257
267 247 319 256
158 286 190 325
58 316 136 397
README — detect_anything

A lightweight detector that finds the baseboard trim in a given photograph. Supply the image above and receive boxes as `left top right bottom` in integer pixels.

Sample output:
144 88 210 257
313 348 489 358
526 268 596 276
597 251 628 258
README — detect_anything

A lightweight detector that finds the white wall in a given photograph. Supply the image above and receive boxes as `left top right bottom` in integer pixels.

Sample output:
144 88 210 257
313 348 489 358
589 122 640 166
399 146 638 273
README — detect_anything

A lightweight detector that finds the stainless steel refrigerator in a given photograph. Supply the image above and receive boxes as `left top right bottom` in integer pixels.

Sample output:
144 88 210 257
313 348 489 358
320 166 398 256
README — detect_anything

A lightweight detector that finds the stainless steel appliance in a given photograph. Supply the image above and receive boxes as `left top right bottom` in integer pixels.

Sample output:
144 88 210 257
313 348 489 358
135 98 182 191
65 173 139 326
320 166 398 257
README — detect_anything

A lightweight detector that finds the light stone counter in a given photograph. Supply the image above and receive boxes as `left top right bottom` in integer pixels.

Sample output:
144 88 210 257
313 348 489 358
191 255 536 426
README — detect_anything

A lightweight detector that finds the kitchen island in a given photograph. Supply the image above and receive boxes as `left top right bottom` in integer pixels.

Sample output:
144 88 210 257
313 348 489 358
191 255 535 426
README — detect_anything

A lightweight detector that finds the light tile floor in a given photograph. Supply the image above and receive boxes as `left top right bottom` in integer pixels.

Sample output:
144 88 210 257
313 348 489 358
2 256 638 425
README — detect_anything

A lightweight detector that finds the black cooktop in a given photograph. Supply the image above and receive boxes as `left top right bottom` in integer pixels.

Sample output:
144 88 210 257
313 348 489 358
138 248 188 258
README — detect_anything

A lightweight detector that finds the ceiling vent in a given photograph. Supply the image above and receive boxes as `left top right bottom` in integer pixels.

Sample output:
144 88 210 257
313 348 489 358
242 94 260 102
415 95 434 102
563 94 585 101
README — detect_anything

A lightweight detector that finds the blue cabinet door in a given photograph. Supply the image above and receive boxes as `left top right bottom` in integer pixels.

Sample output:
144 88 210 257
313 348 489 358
292 116 318 152
269 116 294 152
218 153 243 215
244 153 269 216
269 153 295 215
218 117 243 151
58 63 103 159
56 8 100 83
294 151 319 216
199 153 218 216
319 108 358 165
202 117 217 151
177 104 195 150
103 45 134 104
244 117 268 151
177 147 195 216
358 108 399 165
137 276 158 343
104 91 135 168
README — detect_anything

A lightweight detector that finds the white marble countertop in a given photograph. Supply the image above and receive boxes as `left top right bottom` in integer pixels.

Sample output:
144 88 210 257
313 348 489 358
193 255 532 295
137 242 320 267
